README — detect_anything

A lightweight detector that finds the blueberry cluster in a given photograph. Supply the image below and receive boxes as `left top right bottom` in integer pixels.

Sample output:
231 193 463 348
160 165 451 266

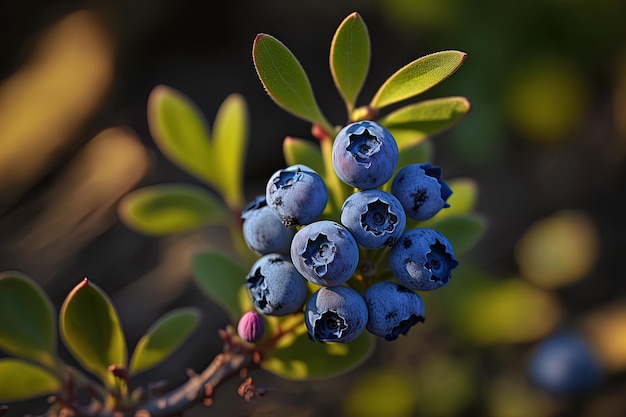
241 121 458 343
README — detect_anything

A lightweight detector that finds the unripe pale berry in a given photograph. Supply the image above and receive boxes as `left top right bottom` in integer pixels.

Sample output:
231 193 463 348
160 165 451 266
237 311 265 343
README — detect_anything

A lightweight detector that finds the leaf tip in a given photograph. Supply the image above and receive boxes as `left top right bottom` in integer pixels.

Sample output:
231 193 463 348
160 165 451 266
253 33 268 48
80 277 90 288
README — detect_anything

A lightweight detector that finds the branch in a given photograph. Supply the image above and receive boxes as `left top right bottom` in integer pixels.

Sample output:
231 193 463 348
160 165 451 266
133 349 260 417
49 328 263 417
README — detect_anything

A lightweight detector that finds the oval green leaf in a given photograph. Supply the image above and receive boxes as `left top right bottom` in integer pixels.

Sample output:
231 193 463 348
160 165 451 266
211 94 249 210
426 213 486 255
330 12 370 111
0 272 57 369
282 137 325 176
380 97 471 145
370 51 467 110
148 85 216 185
0 359 61 402
118 183 228 236
60 279 126 387
397 139 434 168
436 178 478 219
253 34 332 132
192 251 248 323
262 327 374 380
129 308 200 376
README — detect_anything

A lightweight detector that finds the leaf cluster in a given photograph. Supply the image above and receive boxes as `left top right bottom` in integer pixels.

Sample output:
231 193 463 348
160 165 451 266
0 273 198 404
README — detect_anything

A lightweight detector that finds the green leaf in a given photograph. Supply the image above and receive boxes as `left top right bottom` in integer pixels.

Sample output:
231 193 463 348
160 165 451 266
118 183 228 236
212 94 248 210
0 272 57 369
380 97 471 145
282 137 325 176
425 213 486 254
397 140 434 168
436 178 478 219
253 34 332 133
192 251 248 323
262 326 374 380
370 51 467 110
0 359 61 401
129 308 200 376
330 12 370 111
148 85 215 184
59 279 126 387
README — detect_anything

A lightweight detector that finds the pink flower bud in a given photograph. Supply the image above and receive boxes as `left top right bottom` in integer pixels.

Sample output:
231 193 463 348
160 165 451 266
237 311 265 343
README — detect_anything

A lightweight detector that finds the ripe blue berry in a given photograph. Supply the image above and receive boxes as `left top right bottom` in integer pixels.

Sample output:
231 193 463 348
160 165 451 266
305 285 368 343
391 163 452 221
527 332 603 396
389 228 458 291
245 254 308 316
332 121 398 189
290 220 359 287
364 281 425 341
241 195 296 255
237 311 265 343
266 165 328 227
340 189 406 249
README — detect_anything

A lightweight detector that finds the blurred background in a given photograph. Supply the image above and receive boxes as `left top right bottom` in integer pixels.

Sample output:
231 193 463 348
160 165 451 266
1 0 626 416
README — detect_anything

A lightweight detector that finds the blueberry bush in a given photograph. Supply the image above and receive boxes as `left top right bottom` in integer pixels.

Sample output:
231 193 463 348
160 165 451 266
0 11 487 417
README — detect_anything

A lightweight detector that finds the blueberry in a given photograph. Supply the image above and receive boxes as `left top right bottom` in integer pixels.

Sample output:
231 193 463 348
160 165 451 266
245 254 308 316
391 163 452 221
332 121 399 189
290 220 359 287
527 332 603 396
305 285 368 343
237 311 265 343
266 164 328 227
389 228 458 291
340 189 406 249
241 195 296 255
364 281 424 341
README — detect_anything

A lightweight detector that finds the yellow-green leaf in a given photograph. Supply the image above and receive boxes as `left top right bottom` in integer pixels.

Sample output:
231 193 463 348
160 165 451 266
0 272 57 369
148 85 215 184
129 308 200 376
0 359 61 402
282 137 325 176
380 96 471 145
330 12 370 111
426 213 486 255
118 183 228 236
253 34 332 132
59 279 126 387
192 251 248 323
432 178 478 220
370 51 467 110
212 93 248 210
262 327 374 380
